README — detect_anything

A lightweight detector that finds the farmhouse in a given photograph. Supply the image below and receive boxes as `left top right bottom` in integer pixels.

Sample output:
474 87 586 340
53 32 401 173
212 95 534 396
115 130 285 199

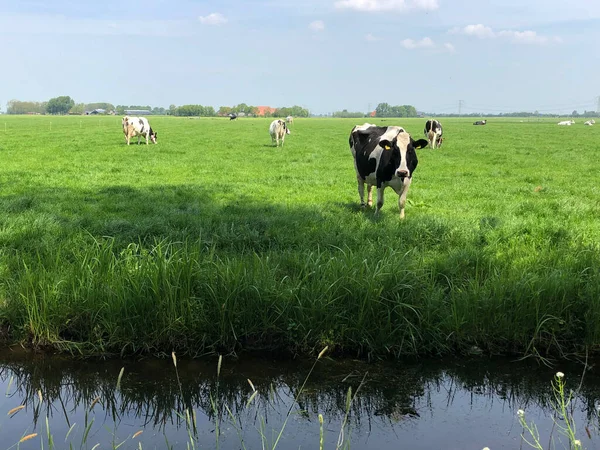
125 109 152 116
256 106 276 116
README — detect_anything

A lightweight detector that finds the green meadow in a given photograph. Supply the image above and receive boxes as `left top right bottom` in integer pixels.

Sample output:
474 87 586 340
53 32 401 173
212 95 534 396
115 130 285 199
0 115 599 358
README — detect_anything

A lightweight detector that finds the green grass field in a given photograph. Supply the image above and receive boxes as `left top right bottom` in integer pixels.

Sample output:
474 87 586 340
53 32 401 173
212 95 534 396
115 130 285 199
0 115 599 358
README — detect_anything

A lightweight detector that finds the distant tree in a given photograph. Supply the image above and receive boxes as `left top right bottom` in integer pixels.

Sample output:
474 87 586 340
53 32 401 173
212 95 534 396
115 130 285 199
332 109 365 118
273 105 309 118
6 99 45 114
375 102 417 117
70 103 86 115
46 96 75 115
218 106 233 116
572 110 579 117
375 103 392 117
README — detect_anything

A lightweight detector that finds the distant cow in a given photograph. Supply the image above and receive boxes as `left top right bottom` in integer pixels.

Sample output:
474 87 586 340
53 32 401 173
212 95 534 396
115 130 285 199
229 113 238 121
269 119 290 147
349 123 428 219
424 119 443 149
584 119 595 126
473 120 487 125
557 120 575 126
286 116 294 124
122 116 157 145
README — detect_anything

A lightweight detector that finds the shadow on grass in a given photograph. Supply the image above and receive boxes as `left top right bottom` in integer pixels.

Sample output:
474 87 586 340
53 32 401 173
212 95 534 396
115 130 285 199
0 183 448 252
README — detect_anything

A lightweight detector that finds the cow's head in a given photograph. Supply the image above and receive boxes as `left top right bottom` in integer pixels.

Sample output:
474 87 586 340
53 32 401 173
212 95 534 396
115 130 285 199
150 128 157 144
282 121 291 135
379 133 428 179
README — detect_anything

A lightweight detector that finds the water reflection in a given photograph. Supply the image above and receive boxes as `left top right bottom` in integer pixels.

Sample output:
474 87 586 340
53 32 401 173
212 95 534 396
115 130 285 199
0 351 599 449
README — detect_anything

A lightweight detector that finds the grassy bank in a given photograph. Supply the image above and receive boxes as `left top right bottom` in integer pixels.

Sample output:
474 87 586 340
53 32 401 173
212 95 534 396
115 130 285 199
0 115 599 358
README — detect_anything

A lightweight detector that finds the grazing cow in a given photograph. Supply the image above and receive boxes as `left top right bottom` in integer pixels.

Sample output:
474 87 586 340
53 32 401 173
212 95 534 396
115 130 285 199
557 120 575 126
584 119 595 126
122 116 157 145
269 119 291 147
349 123 428 219
229 113 238 121
473 120 487 125
424 119 443 149
286 115 294 125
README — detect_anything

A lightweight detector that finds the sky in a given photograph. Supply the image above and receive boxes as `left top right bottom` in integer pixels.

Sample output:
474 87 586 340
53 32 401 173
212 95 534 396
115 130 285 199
1 0 599 115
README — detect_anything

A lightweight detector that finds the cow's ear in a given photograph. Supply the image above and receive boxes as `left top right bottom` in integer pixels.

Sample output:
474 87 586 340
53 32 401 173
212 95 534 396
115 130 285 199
412 139 428 149
379 139 393 151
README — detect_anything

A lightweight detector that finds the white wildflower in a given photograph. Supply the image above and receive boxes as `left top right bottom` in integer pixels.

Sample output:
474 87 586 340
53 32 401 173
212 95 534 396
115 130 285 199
574 440 581 447
517 409 525 417
556 372 565 378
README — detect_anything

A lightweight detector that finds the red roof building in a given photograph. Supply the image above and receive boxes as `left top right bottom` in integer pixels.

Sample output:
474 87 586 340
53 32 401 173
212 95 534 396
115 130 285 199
256 106 277 116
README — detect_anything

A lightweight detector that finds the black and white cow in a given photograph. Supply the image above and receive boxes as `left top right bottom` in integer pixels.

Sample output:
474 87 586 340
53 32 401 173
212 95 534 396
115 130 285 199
424 119 443 149
269 119 290 147
122 116 157 145
229 113 238 121
349 123 428 219
473 120 487 125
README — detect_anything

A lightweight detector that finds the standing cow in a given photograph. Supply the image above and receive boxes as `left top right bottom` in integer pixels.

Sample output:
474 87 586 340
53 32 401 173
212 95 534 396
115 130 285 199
269 119 291 147
122 116 157 145
229 113 238 121
286 116 294 125
349 123 428 219
424 119 443 149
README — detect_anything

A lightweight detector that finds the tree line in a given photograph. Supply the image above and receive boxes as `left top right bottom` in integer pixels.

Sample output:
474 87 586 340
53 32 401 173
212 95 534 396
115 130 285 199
331 103 419 118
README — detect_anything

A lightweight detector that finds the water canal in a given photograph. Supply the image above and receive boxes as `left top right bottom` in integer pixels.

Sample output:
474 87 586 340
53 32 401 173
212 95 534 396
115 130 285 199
0 351 599 449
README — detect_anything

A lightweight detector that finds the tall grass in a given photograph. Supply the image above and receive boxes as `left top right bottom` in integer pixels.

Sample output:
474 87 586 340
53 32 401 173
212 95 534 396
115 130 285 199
0 116 599 358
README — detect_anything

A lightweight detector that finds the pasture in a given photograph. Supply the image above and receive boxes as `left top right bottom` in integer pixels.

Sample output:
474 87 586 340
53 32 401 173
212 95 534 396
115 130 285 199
0 115 599 358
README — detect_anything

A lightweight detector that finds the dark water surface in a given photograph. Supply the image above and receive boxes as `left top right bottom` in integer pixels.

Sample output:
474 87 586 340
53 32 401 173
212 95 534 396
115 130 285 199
1 350 599 449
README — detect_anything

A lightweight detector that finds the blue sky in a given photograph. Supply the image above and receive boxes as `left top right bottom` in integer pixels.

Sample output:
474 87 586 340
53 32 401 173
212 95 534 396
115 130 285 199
1 0 599 115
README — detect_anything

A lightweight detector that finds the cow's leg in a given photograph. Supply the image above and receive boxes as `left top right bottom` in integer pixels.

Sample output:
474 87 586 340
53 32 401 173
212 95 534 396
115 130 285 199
367 184 373 206
375 186 384 215
281 136 284 147
395 181 411 220
357 177 366 206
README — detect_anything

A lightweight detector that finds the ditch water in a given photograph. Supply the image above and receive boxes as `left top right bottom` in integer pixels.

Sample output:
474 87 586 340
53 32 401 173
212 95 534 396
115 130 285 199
1 350 599 450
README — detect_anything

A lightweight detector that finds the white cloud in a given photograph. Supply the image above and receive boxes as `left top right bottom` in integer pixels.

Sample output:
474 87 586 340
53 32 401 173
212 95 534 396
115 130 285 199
334 0 439 13
453 24 495 39
401 37 435 49
449 24 561 45
309 20 325 31
365 33 381 42
443 42 455 53
198 13 228 25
